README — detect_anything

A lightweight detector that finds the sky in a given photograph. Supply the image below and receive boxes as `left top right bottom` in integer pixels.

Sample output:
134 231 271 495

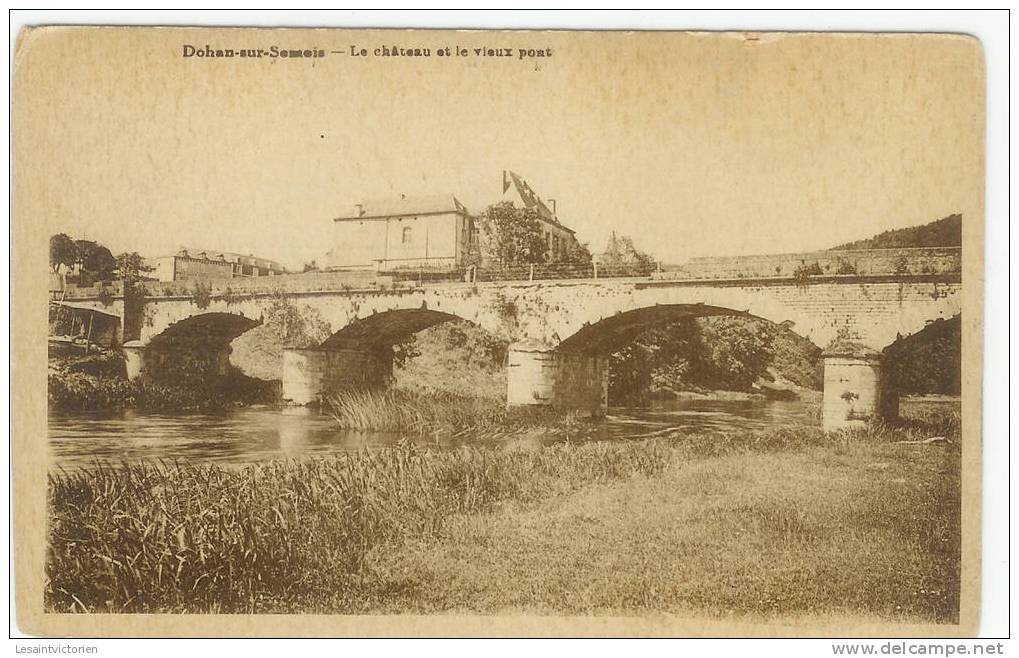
15 28 984 270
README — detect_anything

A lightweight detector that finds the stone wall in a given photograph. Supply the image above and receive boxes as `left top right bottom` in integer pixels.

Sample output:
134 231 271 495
281 347 393 405
554 352 609 414
821 352 899 431
506 343 608 415
680 247 961 280
506 343 557 406
57 271 396 302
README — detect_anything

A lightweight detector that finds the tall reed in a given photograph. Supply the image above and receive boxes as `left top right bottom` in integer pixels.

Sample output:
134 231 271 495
327 389 583 437
47 440 671 613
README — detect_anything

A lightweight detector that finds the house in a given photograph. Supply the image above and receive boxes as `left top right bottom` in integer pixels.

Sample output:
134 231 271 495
148 247 285 282
326 194 478 271
499 170 581 264
210 250 286 277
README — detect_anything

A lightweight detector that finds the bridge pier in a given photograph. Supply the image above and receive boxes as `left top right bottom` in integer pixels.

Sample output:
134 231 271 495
506 341 608 416
822 342 898 431
122 341 147 380
122 341 233 382
281 347 393 405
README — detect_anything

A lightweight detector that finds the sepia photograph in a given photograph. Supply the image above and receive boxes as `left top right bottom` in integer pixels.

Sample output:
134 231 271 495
11 20 990 638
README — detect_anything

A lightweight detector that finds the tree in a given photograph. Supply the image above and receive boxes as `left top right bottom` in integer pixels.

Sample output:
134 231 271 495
562 239 593 265
609 318 701 404
115 252 152 284
261 291 332 348
477 201 548 266
599 232 655 271
608 315 779 403
832 213 961 250
693 316 777 390
116 251 152 342
883 316 961 395
74 240 116 281
49 233 77 272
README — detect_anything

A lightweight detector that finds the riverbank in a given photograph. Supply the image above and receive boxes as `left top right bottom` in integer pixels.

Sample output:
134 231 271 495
47 345 278 412
46 401 960 621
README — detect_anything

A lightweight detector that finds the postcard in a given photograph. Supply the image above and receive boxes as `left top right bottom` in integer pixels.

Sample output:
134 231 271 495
12 26 985 637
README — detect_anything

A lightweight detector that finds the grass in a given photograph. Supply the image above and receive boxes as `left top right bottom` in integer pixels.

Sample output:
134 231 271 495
375 439 959 621
46 402 961 622
46 440 671 613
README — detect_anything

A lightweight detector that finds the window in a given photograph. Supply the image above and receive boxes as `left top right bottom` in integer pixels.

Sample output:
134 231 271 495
402 227 413 244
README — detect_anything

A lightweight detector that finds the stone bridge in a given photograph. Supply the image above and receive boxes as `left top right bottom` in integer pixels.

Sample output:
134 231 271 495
56 267 961 430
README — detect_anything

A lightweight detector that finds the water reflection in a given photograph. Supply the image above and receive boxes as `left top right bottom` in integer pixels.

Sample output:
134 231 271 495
48 398 817 471
603 399 816 438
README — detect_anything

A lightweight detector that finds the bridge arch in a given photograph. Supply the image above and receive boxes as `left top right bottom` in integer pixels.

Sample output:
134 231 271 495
283 307 506 405
319 308 473 351
513 294 954 430
508 301 825 414
124 311 262 382
503 279 959 355
553 303 819 356
145 311 261 348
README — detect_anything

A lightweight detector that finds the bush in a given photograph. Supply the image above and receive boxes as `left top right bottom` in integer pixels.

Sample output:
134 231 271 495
793 261 824 282
884 316 961 395
48 372 137 410
48 367 279 412
58 350 127 379
96 287 115 307
190 281 212 309
834 257 858 275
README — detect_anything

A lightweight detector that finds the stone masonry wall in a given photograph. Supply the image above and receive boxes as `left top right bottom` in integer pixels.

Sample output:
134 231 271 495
681 247 961 280
554 353 609 414
282 347 393 404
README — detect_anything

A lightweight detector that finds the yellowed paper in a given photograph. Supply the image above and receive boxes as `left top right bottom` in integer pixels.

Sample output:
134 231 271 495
13 27 984 637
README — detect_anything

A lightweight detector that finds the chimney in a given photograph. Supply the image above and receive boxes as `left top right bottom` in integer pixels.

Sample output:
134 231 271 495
355 203 364 216
549 198 557 215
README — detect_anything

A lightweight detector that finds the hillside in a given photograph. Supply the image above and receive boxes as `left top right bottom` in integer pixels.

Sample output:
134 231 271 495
832 214 961 250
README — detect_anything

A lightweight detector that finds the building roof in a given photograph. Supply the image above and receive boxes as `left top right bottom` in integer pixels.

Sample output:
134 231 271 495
502 171 575 234
173 247 284 269
334 194 469 221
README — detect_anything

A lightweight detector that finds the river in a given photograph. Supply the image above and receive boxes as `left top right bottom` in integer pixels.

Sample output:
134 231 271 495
48 398 818 471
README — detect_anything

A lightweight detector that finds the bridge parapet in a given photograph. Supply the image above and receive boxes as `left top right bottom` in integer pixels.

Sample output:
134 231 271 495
53 246 960 303
139 271 399 299
673 246 961 281
50 280 125 301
